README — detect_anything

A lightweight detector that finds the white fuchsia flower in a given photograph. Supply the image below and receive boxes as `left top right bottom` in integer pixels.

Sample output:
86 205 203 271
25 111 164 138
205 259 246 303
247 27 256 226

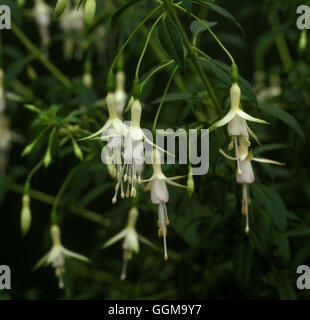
209 83 268 135
122 99 144 200
143 148 186 260
102 207 140 280
115 71 127 119
34 0 51 50
82 93 128 203
59 1 84 60
34 224 90 289
220 146 285 233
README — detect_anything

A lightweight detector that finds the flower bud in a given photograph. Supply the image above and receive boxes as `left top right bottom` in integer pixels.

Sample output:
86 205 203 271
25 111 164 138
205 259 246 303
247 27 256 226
83 73 93 87
21 195 31 236
127 207 139 229
51 224 62 246
230 63 239 83
44 149 51 167
72 139 83 160
298 29 307 55
84 0 96 28
106 93 118 119
187 169 194 198
54 0 68 20
230 83 241 109
131 99 142 128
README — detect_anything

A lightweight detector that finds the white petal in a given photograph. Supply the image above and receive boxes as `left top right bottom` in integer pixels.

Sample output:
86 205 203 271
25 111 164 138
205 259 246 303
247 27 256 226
126 230 139 253
227 115 249 137
236 160 255 184
151 179 169 204
61 247 91 263
208 109 236 132
236 109 269 125
102 229 127 249
252 158 285 166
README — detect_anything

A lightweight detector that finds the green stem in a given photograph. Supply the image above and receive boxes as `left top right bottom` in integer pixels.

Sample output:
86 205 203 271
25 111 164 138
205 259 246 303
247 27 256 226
268 9 296 81
11 22 71 88
141 60 174 88
139 25 186 92
25 159 44 194
153 65 179 131
51 166 79 223
109 5 163 73
164 1 220 110
9 182 111 226
135 13 166 78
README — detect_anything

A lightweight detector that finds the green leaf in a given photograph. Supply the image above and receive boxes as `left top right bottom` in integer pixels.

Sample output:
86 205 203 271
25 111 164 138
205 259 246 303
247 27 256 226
158 18 186 72
111 0 144 28
182 0 192 15
233 242 253 291
251 183 288 231
286 228 310 237
195 0 245 36
274 231 290 263
190 20 218 37
258 103 304 139
150 92 193 105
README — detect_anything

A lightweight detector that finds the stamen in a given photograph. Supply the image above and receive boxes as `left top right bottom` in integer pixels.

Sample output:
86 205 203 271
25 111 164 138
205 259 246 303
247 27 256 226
120 259 128 281
234 137 242 175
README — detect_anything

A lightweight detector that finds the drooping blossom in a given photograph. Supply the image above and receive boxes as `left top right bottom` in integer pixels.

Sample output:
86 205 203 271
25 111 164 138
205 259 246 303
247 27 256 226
34 224 90 289
143 148 186 260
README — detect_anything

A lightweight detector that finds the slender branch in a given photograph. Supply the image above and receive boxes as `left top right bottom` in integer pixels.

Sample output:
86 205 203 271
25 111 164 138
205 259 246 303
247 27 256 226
109 5 163 72
136 13 166 78
153 65 179 131
11 22 71 88
8 183 111 226
163 0 220 111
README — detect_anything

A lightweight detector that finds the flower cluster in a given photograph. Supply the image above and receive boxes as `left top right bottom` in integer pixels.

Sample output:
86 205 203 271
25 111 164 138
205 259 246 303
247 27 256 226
211 82 284 232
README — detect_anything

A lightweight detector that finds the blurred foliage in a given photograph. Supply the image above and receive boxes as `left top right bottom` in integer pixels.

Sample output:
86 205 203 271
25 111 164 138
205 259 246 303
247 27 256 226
1 0 310 300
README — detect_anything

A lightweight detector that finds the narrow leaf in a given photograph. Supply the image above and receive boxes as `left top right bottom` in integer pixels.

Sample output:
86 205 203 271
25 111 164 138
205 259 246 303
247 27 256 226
158 18 186 72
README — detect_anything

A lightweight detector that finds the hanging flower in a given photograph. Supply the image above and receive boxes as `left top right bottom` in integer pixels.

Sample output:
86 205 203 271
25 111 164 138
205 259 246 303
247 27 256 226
220 146 285 233
34 224 90 289
33 0 51 51
102 207 140 280
59 1 84 60
142 148 186 260
210 83 268 134
115 70 127 119
21 195 31 236
122 98 145 200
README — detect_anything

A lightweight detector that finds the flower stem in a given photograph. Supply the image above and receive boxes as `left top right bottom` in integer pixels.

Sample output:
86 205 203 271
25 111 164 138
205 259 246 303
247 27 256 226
152 65 179 131
24 159 44 194
163 0 220 111
9 182 111 226
109 5 163 73
51 166 79 224
135 13 166 78
11 22 71 88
